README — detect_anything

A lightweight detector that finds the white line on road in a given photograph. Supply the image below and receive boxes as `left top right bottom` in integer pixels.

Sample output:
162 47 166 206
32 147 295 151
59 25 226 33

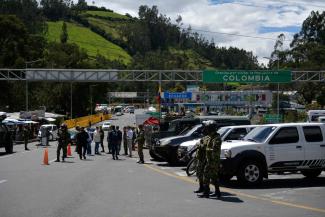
49 158 57 163
174 171 187 177
0 180 7 184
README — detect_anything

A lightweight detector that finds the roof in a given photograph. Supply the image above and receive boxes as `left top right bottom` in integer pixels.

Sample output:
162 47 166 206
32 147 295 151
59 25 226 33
262 122 325 127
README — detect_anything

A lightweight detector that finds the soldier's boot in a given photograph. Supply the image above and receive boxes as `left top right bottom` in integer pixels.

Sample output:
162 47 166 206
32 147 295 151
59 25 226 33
55 153 60 162
194 183 204 193
210 183 221 199
198 185 210 198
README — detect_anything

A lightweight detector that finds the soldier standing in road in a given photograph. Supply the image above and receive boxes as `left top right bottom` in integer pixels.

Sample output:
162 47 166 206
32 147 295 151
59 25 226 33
194 129 209 194
198 121 222 199
109 125 119 160
55 124 70 162
23 125 30 151
76 127 89 160
135 125 145 164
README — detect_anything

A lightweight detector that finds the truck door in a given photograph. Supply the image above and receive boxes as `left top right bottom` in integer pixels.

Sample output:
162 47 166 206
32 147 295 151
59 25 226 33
266 126 304 170
302 125 325 168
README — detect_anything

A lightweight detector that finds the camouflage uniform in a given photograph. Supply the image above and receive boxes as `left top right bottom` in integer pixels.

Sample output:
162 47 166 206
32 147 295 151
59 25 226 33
195 136 209 192
56 128 70 162
136 129 145 163
202 132 222 198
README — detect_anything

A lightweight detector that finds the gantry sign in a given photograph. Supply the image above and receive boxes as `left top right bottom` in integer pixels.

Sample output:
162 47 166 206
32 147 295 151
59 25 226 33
0 68 324 82
203 70 292 83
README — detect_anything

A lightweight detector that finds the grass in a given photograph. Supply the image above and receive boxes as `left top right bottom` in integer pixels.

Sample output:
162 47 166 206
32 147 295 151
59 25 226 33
87 17 123 39
46 21 131 64
85 10 130 20
169 48 213 69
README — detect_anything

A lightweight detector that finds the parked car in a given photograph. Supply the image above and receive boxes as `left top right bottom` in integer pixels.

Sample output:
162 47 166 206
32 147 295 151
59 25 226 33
37 124 58 141
149 115 251 160
177 125 258 164
152 124 204 164
220 123 325 185
102 122 111 131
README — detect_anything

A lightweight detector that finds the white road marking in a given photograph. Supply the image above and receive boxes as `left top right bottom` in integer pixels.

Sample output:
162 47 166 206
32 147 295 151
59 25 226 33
174 171 187 177
49 158 57 163
0 179 7 184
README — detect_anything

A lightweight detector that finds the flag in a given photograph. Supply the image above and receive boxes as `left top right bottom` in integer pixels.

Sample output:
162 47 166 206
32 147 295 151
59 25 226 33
156 84 161 105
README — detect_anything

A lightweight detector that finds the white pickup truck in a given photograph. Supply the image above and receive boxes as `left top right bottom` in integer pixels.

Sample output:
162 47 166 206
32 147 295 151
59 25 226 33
220 123 325 185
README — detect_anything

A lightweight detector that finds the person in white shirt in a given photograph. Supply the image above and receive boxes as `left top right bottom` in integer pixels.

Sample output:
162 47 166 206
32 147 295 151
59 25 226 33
127 126 134 157
93 127 101 155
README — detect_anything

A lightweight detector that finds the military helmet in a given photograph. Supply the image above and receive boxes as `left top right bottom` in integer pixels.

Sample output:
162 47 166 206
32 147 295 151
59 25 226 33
202 120 218 133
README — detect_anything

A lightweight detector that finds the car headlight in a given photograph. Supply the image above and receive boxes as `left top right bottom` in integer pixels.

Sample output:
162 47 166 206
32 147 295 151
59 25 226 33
178 146 188 157
224 149 232 158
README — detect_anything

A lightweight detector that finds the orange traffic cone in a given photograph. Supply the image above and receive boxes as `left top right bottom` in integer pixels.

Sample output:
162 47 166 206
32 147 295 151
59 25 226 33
67 144 72 156
43 148 49 165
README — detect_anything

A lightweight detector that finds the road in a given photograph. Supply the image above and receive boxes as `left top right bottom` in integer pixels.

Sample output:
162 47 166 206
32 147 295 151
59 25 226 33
0 110 325 217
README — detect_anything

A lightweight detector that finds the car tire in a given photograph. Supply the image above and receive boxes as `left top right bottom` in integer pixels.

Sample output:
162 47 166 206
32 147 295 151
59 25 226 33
301 169 322 178
186 158 197 176
237 160 263 186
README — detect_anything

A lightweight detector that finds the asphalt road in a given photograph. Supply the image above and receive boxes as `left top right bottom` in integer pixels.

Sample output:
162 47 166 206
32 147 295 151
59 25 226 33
0 110 325 217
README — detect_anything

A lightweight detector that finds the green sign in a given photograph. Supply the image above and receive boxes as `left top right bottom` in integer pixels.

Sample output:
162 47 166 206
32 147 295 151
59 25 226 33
203 70 292 83
264 114 282 123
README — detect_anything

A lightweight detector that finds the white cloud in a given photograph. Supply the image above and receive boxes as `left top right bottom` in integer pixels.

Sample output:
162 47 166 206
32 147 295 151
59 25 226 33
86 0 325 64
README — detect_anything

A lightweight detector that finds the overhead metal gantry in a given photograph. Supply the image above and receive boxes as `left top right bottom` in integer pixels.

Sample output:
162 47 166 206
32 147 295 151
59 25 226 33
0 68 324 82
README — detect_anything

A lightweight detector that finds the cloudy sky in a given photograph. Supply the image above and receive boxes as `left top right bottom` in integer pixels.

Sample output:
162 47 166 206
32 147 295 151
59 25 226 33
85 0 325 65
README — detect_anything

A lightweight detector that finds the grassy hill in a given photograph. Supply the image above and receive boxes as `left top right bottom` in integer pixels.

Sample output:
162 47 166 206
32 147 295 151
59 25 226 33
46 21 131 64
84 10 130 20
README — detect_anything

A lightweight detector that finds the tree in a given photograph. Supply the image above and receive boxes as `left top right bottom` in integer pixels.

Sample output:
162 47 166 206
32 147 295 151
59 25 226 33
0 15 29 67
60 22 68 44
0 0 46 34
40 0 71 21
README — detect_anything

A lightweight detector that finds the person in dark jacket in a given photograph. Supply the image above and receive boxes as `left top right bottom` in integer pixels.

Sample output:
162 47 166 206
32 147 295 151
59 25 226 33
109 125 119 160
76 127 89 160
116 126 122 155
99 126 105 152
23 125 30 151
122 127 128 155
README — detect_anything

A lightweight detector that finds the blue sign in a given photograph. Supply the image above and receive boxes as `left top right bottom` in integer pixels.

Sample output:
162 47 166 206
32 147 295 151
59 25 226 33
163 92 192 99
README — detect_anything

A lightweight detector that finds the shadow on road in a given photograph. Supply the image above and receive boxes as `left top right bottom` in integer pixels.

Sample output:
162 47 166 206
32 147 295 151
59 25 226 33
0 151 16 156
222 177 325 189
199 191 244 203
157 163 183 168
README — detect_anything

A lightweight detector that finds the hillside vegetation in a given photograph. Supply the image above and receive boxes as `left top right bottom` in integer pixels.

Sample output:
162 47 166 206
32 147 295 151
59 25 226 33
46 21 131 64
84 10 130 20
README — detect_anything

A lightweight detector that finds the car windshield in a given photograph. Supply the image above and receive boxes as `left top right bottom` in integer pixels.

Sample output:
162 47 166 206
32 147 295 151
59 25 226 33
217 127 230 137
181 125 202 136
243 126 277 143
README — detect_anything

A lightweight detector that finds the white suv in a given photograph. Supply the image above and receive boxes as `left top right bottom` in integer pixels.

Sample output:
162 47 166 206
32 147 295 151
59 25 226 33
221 123 325 185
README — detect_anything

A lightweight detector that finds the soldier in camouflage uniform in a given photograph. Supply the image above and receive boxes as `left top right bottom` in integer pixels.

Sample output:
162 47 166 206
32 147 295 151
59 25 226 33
55 124 70 162
194 128 209 193
136 124 145 164
198 121 222 199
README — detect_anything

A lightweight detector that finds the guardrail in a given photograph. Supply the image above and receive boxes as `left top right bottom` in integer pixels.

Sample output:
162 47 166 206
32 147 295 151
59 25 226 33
64 113 111 129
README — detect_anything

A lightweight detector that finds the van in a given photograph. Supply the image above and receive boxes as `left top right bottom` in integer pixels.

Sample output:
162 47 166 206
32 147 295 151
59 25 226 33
307 110 325 122
38 124 58 141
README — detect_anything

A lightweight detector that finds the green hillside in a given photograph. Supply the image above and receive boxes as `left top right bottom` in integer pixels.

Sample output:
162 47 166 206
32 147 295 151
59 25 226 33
85 10 130 20
87 17 123 39
46 21 131 64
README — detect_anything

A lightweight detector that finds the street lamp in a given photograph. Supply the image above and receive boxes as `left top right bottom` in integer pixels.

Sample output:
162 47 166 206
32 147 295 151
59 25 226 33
263 56 280 121
90 84 98 116
25 59 43 111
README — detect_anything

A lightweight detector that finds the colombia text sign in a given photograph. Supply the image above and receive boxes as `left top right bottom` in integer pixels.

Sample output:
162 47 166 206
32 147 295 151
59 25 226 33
203 70 292 83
